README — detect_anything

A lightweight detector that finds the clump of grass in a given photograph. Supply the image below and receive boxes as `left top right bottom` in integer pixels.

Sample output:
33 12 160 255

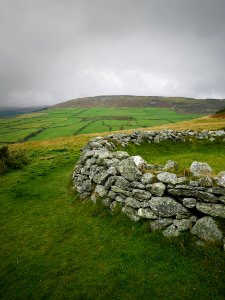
0 145 28 175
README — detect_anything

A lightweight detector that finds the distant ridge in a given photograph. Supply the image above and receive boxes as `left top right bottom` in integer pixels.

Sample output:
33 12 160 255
51 95 225 114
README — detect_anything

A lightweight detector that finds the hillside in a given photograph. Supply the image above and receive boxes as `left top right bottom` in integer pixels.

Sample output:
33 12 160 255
51 95 225 114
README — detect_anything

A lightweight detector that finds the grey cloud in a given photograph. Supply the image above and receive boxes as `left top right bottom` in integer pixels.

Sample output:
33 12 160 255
0 0 224 107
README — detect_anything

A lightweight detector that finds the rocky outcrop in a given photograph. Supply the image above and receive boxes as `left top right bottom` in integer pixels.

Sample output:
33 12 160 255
72 130 225 248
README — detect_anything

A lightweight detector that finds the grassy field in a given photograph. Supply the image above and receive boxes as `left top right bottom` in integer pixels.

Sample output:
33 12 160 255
0 107 203 143
119 139 225 175
1 136 225 299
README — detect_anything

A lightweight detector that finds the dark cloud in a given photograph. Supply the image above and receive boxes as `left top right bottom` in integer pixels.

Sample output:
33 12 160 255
0 0 224 106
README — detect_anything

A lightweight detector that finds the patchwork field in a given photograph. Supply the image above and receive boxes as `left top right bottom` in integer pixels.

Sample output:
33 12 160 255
0 107 203 143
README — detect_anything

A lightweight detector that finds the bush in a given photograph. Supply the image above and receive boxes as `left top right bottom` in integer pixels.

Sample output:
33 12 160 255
216 107 225 114
0 146 28 175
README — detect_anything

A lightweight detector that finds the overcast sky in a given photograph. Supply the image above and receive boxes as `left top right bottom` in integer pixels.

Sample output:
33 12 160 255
0 0 225 107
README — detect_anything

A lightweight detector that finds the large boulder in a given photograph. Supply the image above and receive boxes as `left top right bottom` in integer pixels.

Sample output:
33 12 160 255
191 216 223 242
149 197 190 218
190 161 212 178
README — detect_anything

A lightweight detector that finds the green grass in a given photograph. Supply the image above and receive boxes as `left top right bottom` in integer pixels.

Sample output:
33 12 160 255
0 107 203 143
119 139 225 174
1 140 225 299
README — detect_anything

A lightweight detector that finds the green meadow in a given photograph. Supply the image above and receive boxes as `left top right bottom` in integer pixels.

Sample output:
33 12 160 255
1 138 225 299
0 107 203 143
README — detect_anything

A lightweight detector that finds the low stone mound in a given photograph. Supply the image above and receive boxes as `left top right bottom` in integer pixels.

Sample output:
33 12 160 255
72 129 225 249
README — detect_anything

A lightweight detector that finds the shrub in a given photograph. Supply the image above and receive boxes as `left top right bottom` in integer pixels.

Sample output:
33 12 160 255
0 146 28 175
216 107 225 114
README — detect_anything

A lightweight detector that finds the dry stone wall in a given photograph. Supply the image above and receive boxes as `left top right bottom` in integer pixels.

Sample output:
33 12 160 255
72 130 225 248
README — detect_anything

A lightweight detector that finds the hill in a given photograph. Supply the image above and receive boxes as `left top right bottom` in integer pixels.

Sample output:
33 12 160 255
51 95 225 114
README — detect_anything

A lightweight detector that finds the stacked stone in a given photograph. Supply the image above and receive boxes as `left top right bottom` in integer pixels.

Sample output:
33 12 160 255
72 130 225 249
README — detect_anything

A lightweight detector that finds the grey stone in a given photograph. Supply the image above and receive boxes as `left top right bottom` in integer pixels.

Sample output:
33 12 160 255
117 158 142 181
92 166 106 183
115 195 125 204
163 160 179 172
190 161 212 178
150 218 173 231
122 206 140 222
106 166 118 176
141 201 151 208
132 189 152 201
217 177 225 188
163 225 180 237
168 188 219 203
113 151 130 160
82 180 92 192
190 215 198 223
174 177 187 185
157 172 177 185
105 158 120 167
95 185 107 197
137 208 158 219
131 181 145 189
102 197 113 207
173 219 192 231
94 149 113 159
198 176 213 187
125 197 142 208
146 182 166 196
108 190 116 199
207 187 225 196
150 196 190 218
111 186 131 197
98 171 110 185
115 176 131 190
130 155 148 171
105 176 117 190
141 173 155 185
217 171 225 179
182 198 197 208
219 196 225 204
191 216 223 242
196 203 225 218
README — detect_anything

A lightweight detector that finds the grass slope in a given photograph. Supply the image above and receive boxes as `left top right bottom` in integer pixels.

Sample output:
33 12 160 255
1 138 225 299
0 107 203 143
51 95 225 114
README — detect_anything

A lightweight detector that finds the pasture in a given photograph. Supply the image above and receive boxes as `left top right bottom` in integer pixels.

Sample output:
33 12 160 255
1 135 225 299
0 107 203 143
